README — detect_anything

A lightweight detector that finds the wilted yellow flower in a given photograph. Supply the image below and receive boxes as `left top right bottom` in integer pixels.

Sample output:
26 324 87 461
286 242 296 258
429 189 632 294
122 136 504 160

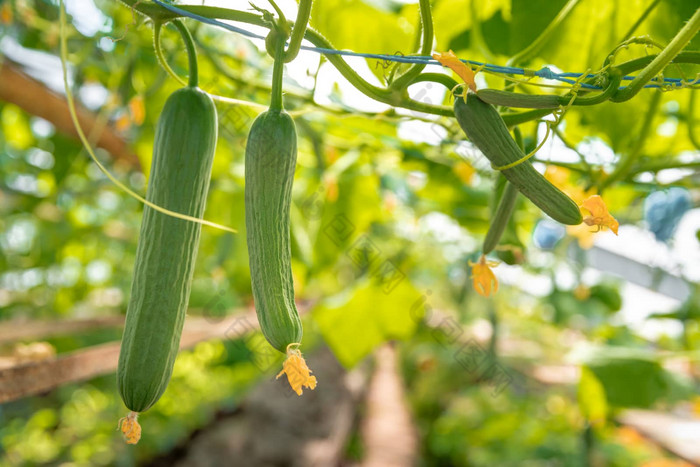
581 195 619 235
128 96 145 126
454 161 476 185
432 50 477 92
115 114 131 133
324 174 339 202
277 344 317 396
118 412 141 445
1 3 13 24
691 395 700 415
573 284 591 300
469 255 499 297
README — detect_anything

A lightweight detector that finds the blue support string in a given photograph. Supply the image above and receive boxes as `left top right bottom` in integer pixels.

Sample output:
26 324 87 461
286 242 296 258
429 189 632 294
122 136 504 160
151 0 696 91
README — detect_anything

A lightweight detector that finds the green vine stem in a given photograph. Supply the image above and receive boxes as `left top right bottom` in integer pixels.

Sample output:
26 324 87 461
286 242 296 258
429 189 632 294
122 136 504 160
266 0 287 24
487 303 499 359
59 0 237 233
564 69 622 106
389 0 434 90
613 8 700 102
482 128 523 255
483 180 519 255
172 20 198 87
463 69 623 110
284 0 312 62
120 1 699 128
613 51 700 76
153 21 267 109
502 109 554 128
688 90 700 151
629 159 700 176
506 0 581 66
153 21 187 86
270 34 286 111
410 72 458 90
120 1 395 102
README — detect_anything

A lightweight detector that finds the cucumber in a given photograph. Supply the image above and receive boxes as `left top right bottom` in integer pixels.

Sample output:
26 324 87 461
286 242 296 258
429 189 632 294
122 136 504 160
117 86 217 413
476 89 562 109
454 92 582 225
245 109 303 352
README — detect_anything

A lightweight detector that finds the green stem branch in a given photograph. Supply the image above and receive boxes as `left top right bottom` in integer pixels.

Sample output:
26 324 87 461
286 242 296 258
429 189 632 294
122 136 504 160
285 0 312 62
118 1 700 123
270 36 286 111
613 51 700 76
483 181 519 254
688 88 700 150
613 8 700 102
390 0 434 90
410 72 458 90
172 20 198 87
152 21 187 86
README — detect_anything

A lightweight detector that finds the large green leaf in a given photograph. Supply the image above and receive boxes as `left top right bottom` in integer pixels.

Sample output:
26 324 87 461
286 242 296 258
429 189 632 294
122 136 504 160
310 0 417 82
578 367 608 423
313 278 422 367
432 0 510 54
575 347 669 409
509 0 569 64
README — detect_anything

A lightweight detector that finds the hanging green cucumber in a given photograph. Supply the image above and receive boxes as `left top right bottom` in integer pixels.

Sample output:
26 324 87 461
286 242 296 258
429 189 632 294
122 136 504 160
245 110 303 352
454 91 582 225
117 20 217 443
245 13 316 396
476 70 622 109
476 89 562 109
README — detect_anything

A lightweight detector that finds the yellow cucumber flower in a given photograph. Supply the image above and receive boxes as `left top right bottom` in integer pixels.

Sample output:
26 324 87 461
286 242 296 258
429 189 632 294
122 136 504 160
580 195 619 235
277 344 317 396
432 50 477 92
118 412 141 445
469 255 499 297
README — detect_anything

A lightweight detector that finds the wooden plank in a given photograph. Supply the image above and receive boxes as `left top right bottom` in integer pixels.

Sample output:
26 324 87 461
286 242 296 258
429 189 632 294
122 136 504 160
0 61 140 168
618 409 700 466
0 316 124 345
0 310 259 404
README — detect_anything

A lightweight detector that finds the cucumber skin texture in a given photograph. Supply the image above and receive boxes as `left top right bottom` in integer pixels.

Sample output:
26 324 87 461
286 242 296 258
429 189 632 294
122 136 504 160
477 89 562 109
454 93 582 225
117 87 217 413
245 110 303 352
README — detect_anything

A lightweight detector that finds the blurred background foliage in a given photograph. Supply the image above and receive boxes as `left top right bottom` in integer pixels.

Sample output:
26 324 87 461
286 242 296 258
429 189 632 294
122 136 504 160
0 0 699 465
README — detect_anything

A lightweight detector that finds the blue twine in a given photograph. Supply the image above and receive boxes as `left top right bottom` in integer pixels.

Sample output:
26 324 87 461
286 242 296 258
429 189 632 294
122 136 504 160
152 0 695 91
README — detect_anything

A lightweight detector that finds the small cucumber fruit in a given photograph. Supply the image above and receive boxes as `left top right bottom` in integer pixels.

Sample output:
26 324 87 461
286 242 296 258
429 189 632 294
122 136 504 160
245 109 303 352
454 92 582 225
117 86 217 413
476 89 562 109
